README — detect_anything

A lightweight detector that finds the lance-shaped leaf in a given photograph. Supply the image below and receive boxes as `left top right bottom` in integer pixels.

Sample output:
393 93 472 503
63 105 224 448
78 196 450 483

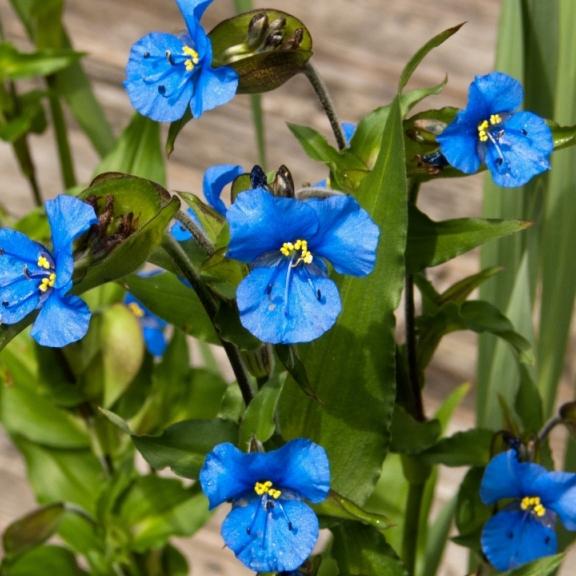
122 272 218 344
418 429 493 467
210 9 313 94
75 174 180 293
0 42 82 80
0 545 85 575
407 206 530 273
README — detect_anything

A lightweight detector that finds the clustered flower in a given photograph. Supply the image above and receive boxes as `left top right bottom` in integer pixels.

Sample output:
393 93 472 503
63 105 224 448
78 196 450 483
125 0 238 122
200 439 330 573
0 195 96 347
437 71 553 188
480 449 576 570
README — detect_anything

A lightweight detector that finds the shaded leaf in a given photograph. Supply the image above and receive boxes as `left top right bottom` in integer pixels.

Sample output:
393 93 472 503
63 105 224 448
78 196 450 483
419 429 493 467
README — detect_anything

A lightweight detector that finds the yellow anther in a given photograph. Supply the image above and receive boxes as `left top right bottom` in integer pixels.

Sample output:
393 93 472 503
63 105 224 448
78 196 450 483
37 255 51 270
183 45 199 72
520 496 546 518
490 114 502 125
477 119 490 143
128 302 145 318
280 239 313 266
254 480 282 499
38 273 56 293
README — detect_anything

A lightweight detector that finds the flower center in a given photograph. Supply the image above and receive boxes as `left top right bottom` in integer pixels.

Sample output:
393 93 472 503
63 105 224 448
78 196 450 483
183 45 200 72
477 114 503 142
37 255 56 293
254 480 282 500
520 495 546 518
280 239 313 267
128 302 145 318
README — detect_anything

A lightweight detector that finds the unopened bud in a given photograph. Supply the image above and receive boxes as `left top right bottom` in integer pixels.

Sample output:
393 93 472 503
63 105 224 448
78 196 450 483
272 165 295 197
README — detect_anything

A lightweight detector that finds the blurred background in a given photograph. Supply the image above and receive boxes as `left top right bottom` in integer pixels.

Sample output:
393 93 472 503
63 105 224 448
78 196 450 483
2 0 573 574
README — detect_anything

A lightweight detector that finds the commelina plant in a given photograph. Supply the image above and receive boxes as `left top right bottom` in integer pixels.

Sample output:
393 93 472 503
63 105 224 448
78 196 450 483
1 1 576 575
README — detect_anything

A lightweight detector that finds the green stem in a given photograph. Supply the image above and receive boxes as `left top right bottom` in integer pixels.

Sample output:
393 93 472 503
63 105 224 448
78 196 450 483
12 136 43 207
250 93 267 169
162 235 255 406
47 76 77 189
403 481 426 576
174 209 215 255
303 61 346 150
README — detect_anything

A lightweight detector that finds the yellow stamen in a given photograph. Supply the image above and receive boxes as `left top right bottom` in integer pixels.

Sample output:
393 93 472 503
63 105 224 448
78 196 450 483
280 238 313 266
183 45 199 72
128 302 145 318
38 273 56 293
254 480 282 500
477 114 503 143
37 255 51 270
520 495 547 518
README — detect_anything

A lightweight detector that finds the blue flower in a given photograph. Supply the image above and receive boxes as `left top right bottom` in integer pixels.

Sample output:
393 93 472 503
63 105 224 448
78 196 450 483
480 449 576 571
124 292 168 357
125 0 239 122
0 195 97 347
199 439 330 573
437 71 553 188
226 187 379 344
171 163 243 241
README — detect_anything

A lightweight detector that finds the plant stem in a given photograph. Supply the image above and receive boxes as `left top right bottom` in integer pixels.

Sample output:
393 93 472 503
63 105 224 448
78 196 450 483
403 480 426 576
162 235 255 406
537 415 562 444
250 93 268 169
405 272 425 421
303 61 346 150
47 76 77 189
174 209 215 256
12 136 43 207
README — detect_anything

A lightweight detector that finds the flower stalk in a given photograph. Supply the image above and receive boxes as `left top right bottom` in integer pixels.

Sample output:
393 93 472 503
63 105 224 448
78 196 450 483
303 61 346 150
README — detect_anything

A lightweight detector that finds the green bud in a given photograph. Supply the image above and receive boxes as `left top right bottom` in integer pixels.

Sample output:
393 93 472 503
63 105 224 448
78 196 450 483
210 9 313 93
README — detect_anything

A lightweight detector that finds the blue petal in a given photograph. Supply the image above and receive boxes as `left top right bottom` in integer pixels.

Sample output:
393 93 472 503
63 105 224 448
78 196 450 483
191 64 239 118
305 195 379 276
175 0 212 39
143 326 168 357
222 497 319 573
125 33 194 122
227 189 319 263
237 262 341 344
480 450 524 505
203 164 244 215
199 442 258 508
485 111 553 188
530 471 576 530
0 278 40 324
470 71 524 116
45 196 97 292
259 439 330 503
481 509 557 571
436 113 482 174
341 122 357 146
31 293 91 347
0 228 46 263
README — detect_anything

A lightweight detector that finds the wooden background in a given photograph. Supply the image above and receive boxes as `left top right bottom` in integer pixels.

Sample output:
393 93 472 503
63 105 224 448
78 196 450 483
1 0 573 573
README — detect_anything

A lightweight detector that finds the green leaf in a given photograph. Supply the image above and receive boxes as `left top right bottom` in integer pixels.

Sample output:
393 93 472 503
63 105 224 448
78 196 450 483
239 375 284 445
0 42 81 79
438 267 502 306
551 123 576 150
390 407 441 455
407 207 530 272
76 174 180 293
119 476 209 552
132 419 238 479
452 467 489 553
504 554 564 576
0 385 89 448
278 96 407 504
1 545 84 575
419 429 493 467
3 504 66 558
316 491 393 532
121 272 218 344
0 90 47 143
398 24 464 91
13 437 103 515
286 124 344 164
100 304 145 408
210 10 313 93
177 192 226 244
331 522 407 576
95 114 166 185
